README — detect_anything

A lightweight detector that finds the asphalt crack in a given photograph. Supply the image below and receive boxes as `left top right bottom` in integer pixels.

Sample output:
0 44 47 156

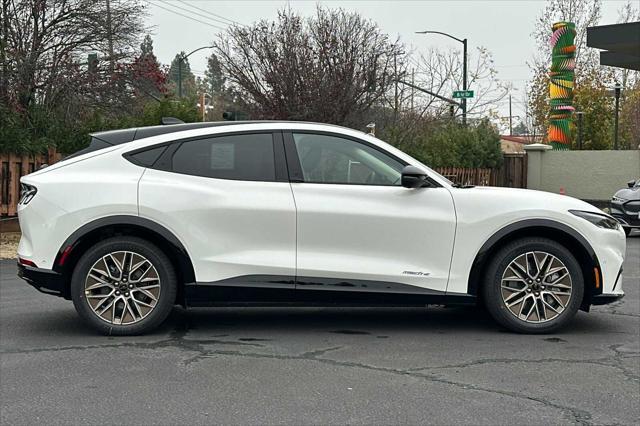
186 347 595 425
2 316 637 425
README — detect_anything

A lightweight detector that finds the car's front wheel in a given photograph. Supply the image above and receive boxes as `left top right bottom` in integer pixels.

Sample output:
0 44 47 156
71 236 177 335
482 237 584 334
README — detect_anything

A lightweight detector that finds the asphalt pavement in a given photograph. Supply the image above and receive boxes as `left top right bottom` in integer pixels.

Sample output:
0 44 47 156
1 236 638 425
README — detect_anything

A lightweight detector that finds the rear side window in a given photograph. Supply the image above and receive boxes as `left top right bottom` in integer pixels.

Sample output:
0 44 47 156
126 146 167 167
171 133 275 181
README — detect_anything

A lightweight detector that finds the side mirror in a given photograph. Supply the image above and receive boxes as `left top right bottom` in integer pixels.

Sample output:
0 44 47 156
401 165 429 189
627 180 636 188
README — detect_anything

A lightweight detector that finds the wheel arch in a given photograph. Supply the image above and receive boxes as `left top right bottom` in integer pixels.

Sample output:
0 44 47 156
53 215 195 304
467 219 602 311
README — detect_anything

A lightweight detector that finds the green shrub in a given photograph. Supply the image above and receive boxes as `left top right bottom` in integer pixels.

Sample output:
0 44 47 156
1 98 200 155
383 119 503 169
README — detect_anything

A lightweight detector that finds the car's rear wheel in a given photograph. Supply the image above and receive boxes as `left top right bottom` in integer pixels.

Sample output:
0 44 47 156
71 236 176 335
623 227 631 237
482 237 583 334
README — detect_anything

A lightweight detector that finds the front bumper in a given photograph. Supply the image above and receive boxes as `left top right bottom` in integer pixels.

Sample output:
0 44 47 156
592 293 625 305
610 200 640 227
591 266 624 306
17 263 68 299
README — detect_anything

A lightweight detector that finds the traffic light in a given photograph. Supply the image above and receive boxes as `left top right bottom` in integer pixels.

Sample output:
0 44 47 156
222 111 236 121
449 105 455 118
222 111 248 121
88 53 98 74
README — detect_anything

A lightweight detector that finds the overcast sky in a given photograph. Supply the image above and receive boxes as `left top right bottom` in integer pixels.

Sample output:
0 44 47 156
146 0 625 129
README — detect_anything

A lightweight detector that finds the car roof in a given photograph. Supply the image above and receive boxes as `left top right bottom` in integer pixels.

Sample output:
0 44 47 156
90 120 355 145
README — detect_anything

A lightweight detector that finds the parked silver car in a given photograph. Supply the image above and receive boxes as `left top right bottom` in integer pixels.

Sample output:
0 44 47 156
610 179 640 236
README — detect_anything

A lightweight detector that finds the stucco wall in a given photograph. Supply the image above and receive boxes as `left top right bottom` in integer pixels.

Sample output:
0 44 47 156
525 146 640 201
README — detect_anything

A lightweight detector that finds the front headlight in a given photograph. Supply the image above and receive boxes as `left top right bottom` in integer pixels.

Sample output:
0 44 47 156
570 210 620 230
611 196 627 203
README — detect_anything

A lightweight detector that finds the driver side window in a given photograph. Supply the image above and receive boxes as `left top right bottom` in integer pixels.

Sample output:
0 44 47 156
292 133 404 186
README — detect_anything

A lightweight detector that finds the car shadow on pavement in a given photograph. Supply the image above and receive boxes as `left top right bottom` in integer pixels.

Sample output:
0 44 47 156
7 303 625 342
166 305 620 334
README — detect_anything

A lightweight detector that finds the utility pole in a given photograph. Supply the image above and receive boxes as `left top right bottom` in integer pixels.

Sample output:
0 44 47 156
200 93 206 121
105 0 115 75
462 38 467 125
0 0 8 102
613 83 621 150
509 94 513 136
178 55 183 98
410 68 415 111
393 52 398 121
576 111 584 150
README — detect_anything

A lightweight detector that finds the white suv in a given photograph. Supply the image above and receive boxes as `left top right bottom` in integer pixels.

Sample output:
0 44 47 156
17 121 626 335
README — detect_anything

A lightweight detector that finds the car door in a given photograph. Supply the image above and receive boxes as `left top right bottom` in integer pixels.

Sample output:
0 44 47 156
284 131 456 294
138 131 296 289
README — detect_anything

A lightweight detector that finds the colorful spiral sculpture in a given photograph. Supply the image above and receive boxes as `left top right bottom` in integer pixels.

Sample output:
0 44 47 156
548 22 576 150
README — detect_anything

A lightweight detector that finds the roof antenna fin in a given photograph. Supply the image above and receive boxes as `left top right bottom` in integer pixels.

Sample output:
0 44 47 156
161 117 184 125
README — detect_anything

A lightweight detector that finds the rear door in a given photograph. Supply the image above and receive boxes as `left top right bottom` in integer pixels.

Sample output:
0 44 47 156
138 131 296 287
284 131 456 294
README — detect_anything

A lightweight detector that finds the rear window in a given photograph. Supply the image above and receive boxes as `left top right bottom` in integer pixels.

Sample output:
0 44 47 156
64 137 111 159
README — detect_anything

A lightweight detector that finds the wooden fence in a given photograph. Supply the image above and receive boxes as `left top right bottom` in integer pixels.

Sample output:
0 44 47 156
435 167 498 186
435 153 527 188
1 149 527 217
0 148 62 216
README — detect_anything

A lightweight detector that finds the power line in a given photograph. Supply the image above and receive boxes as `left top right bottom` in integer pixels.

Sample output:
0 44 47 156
157 0 239 29
177 0 245 26
153 0 229 30
148 0 228 31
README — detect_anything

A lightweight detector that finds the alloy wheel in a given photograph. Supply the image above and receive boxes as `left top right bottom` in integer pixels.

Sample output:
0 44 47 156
500 251 572 323
84 251 161 325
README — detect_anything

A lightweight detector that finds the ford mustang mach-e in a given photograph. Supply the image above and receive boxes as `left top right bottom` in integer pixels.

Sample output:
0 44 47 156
17 121 626 334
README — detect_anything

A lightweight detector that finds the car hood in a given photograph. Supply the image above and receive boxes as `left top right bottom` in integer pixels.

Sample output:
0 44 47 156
614 186 640 201
450 186 603 215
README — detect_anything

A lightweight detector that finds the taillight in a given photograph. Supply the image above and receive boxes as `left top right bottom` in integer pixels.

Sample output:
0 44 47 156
19 183 37 205
18 257 37 267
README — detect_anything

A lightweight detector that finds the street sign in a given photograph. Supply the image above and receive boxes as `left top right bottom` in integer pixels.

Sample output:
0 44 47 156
453 90 474 99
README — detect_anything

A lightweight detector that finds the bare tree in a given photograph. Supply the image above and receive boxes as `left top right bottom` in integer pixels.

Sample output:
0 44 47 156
213 6 405 125
411 46 508 119
2 0 147 116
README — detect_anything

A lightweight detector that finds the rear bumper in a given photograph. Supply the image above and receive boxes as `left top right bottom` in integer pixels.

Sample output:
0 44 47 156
17 263 68 299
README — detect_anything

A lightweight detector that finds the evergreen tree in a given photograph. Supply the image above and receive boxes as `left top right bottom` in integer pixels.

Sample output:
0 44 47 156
130 34 166 100
139 35 159 65
168 52 196 97
204 53 226 98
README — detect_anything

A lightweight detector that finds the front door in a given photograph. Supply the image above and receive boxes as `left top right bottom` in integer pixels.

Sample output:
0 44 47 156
285 131 456 294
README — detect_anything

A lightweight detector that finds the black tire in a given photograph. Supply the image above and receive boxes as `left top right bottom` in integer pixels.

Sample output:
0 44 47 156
482 237 584 334
623 227 631 237
71 236 177 335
